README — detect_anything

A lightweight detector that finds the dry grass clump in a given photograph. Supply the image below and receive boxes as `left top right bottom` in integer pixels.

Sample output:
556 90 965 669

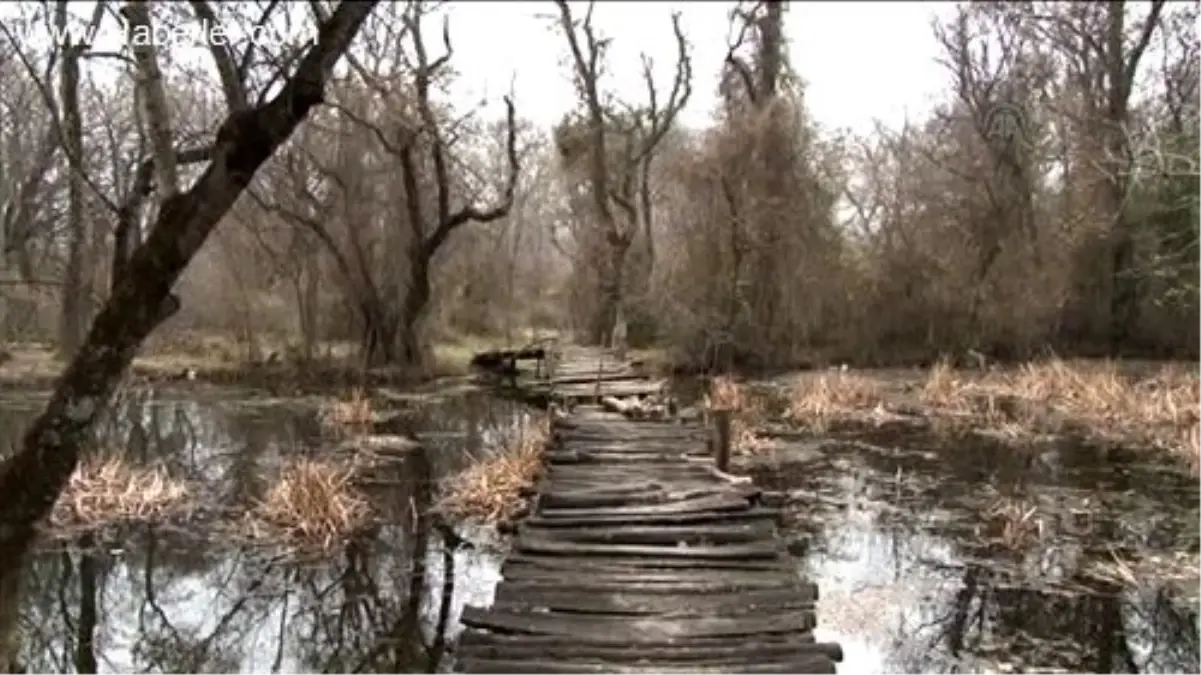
1005 359 1131 420
242 458 374 551
50 456 190 534
988 359 1199 460
319 388 374 429
708 375 750 411
704 376 774 454
986 497 1045 551
921 359 975 411
437 415 550 523
784 371 885 431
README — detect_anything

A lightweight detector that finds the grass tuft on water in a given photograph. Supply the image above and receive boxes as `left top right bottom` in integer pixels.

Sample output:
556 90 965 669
775 357 1199 471
241 458 375 551
50 455 190 535
785 371 885 431
437 415 549 523
319 387 375 429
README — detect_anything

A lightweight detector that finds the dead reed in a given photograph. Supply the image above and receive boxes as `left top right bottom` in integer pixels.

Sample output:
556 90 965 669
784 371 885 431
705 376 774 454
241 458 375 551
436 415 550 523
49 456 190 535
319 387 375 429
986 496 1044 551
984 359 1199 462
775 357 1198 470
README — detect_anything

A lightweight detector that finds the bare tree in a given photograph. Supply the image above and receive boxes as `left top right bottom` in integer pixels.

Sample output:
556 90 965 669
256 1 519 368
0 2 378 669
552 0 691 347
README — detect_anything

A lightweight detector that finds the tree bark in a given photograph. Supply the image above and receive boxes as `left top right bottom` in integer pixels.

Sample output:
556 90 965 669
1104 0 1164 351
123 1 180 201
58 0 90 358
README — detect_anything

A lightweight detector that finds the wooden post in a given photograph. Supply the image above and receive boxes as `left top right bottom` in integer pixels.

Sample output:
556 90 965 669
713 408 732 473
594 352 604 400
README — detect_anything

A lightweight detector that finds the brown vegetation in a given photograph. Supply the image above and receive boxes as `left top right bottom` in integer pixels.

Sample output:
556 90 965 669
319 388 375 429
241 458 375 552
704 376 773 455
436 415 550 523
785 372 886 432
47 456 190 536
778 358 1200 470
986 497 1045 552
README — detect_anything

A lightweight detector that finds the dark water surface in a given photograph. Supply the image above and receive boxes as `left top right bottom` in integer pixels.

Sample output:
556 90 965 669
5 384 519 673
747 428 1200 674
4 379 1199 674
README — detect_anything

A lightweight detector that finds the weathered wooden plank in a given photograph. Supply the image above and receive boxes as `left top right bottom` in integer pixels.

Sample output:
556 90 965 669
491 578 801 595
521 507 781 528
536 494 750 519
459 657 837 674
535 487 740 511
459 607 816 640
491 585 815 615
499 554 792 576
553 380 667 398
514 536 782 559
459 630 844 662
516 521 775 545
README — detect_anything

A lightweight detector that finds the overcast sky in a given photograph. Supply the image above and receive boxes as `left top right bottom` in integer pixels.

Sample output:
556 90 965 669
3 1 960 135
443 1 959 135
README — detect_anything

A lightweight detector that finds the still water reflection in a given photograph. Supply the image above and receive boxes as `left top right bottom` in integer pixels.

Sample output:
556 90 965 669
5 386 521 674
750 428 1200 674
5 383 1199 674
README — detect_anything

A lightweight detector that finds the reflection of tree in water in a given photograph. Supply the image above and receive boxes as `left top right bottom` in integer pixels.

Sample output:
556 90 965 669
895 533 1197 673
10 392 494 673
290 447 451 673
409 393 528 476
789 429 1201 675
18 534 121 674
18 446 468 667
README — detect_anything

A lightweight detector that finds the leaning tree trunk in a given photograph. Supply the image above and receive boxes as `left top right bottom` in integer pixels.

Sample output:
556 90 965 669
0 2 377 666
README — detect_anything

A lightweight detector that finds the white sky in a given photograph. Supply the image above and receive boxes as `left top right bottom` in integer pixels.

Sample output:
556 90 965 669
2 1 959 136
444 1 959 135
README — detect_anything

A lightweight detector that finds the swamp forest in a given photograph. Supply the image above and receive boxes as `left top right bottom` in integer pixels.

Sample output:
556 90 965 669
0 0 1196 673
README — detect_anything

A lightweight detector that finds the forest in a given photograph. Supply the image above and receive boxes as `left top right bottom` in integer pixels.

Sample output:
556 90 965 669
0 1 1195 375
0 0 1197 671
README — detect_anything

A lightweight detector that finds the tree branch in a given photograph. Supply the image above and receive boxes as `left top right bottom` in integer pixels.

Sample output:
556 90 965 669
424 95 520 257
188 0 250 111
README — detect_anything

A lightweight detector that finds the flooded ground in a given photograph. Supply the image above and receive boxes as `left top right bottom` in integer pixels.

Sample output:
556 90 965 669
4 384 521 673
4 371 1198 674
743 426 1200 674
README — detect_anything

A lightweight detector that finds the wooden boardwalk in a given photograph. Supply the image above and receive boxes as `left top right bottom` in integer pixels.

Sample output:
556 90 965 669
457 347 842 674
473 344 668 407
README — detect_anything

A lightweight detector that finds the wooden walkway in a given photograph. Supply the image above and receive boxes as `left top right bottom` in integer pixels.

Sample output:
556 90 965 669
457 347 842 674
473 344 668 406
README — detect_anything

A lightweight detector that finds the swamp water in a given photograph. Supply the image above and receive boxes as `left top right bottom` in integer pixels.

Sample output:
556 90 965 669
2 379 1198 674
4 385 521 673
749 428 1199 674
